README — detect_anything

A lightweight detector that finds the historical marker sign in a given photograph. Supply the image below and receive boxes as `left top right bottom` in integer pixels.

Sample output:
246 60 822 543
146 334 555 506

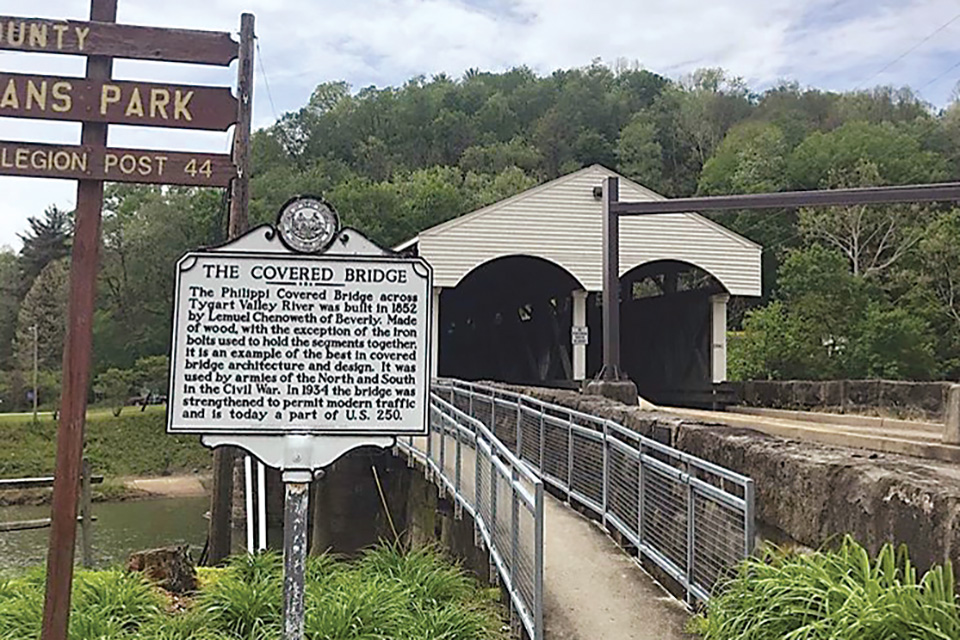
168 251 433 436
0 16 238 65
0 72 238 130
0 140 235 186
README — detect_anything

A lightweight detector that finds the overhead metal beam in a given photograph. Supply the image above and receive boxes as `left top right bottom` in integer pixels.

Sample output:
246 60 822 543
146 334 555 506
611 182 960 215
597 177 960 386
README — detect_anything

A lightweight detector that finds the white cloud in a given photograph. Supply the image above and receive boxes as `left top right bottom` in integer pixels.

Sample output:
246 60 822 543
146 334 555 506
3 0 960 249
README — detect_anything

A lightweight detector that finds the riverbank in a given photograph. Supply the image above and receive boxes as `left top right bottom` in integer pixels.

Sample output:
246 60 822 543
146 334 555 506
0 406 210 478
0 407 211 503
0 473 212 507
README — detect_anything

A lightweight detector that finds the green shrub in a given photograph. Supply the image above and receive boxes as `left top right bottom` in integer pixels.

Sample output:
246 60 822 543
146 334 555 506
693 536 960 640
0 546 506 639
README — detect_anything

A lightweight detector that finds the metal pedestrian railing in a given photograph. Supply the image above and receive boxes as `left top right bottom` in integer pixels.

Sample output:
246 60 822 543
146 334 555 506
397 392 545 640
434 379 756 606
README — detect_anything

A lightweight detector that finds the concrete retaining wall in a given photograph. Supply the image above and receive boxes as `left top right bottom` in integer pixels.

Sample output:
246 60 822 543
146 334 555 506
727 380 953 421
501 383 960 577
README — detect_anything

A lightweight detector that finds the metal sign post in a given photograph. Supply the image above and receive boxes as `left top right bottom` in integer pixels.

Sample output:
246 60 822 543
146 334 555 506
167 198 433 639
0 4 254 638
282 472 310 640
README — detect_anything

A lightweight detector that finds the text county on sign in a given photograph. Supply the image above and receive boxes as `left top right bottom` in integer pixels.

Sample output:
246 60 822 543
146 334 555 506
0 72 238 130
0 140 236 187
0 16 238 66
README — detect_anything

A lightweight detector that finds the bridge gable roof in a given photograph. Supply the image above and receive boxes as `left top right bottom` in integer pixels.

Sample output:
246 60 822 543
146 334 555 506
399 165 761 295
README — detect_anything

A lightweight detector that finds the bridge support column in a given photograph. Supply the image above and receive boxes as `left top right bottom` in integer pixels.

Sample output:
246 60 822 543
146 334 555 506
572 290 588 382
945 384 960 445
710 293 729 383
431 287 442 379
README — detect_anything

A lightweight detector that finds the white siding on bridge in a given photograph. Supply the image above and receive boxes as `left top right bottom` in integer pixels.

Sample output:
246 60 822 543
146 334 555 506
403 165 761 296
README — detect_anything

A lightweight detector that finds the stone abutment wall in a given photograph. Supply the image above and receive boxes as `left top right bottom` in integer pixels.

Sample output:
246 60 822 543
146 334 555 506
726 379 954 421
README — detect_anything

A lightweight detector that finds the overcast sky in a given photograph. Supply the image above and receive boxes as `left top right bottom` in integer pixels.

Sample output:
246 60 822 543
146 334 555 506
2 0 960 250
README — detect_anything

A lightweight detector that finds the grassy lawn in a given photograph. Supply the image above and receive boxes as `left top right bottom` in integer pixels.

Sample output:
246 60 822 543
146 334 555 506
0 546 507 640
0 405 210 478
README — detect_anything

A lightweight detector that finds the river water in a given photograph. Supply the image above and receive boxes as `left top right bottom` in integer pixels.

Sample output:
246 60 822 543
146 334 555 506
0 497 210 574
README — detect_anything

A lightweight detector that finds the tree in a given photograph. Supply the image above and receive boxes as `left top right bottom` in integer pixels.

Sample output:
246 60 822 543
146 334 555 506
617 112 663 190
133 355 170 399
0 249 19 368
458 138 541 175
18 205 71 293
787 121 948 190
846 304 936 380
698 121 788 195
96 185 224 370
675 69 752 167
13 257 70 373
94 367 133 416
462 166 538 209
797 160 924 278
728 302 821 380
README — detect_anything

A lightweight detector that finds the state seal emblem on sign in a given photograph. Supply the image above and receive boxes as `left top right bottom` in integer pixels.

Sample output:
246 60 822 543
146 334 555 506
277 195 340 253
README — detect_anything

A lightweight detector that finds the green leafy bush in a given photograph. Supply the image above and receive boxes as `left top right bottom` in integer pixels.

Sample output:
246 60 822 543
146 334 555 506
693 536 960 640
0 546 506 639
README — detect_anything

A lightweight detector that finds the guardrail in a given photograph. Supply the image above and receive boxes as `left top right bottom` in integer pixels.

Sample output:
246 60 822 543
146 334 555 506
435 379 755 605
0 459 99 567
397 393 544 640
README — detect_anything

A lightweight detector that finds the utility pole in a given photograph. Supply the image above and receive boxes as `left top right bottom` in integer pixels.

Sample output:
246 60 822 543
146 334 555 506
32 324 38 423
206 12 255 565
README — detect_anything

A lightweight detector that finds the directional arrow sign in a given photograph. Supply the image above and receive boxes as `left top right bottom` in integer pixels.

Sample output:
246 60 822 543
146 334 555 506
0 16 238 65
0 72 238 130
0 140 236 187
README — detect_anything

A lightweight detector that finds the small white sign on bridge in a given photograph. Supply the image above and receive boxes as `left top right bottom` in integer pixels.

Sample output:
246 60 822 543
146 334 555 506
168 249 432 436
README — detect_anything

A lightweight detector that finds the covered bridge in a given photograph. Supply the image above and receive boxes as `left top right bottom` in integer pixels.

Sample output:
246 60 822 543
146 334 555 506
397 165 761 404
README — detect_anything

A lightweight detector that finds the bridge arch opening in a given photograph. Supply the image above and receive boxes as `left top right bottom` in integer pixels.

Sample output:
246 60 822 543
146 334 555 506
438 255 583 385
618 259 729 404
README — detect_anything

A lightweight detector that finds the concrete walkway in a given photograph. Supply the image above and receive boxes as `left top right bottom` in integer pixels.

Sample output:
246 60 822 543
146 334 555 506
542 494 693 640
415 431 693 639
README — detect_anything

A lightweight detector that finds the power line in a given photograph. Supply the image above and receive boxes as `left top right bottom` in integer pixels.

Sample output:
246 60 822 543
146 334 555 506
918 57 960 93
255 38 280 123
859 10 960 88
254 38 308 171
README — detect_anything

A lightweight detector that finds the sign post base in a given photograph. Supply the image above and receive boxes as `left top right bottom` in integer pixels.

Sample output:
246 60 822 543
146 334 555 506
282 471 310 640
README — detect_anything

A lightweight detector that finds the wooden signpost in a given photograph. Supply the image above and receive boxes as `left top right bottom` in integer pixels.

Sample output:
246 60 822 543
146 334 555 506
0 2 254 639
0 15 239 64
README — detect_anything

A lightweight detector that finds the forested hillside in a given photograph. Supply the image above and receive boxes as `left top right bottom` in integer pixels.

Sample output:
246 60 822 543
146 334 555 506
3 63 960 410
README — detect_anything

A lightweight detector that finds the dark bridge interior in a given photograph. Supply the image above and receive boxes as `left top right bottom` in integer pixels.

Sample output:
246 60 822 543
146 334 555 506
437 255 726 401
438 256 579 385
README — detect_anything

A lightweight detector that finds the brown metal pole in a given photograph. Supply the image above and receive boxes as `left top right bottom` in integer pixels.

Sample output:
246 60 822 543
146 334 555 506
40 0 116 637
609 181 960 215
207 12 255 565
601 177 621 380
